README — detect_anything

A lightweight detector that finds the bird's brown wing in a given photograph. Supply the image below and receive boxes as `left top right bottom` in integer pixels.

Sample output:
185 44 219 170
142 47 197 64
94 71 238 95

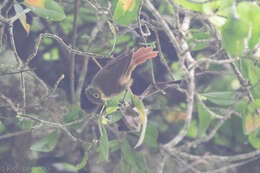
91 55 132 99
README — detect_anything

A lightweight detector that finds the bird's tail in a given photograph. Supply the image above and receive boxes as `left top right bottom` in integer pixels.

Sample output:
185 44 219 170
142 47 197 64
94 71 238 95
132 46 159 65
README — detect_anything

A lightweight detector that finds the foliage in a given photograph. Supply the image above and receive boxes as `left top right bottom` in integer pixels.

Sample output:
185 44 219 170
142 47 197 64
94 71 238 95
1 0 260 173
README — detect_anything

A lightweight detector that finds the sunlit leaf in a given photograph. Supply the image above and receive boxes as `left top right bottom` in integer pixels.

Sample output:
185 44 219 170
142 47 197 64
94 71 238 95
221 18 249 56
31 167 46 173
114 0 141 25
174 0 203 12
243 114 260 135
237 2 260 49
22 0 65 21
24 0 45 7
186 120 198 138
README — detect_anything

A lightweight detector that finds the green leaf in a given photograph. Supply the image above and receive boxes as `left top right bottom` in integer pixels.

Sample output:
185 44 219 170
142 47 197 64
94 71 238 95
114 0 141 25
76 151 88 170
106 106 118 115
52 163 78 172
17 117 35 130
134 152 147 173
214 131 231 147
243 113 260 135
186 120 198 138
143 124 158 148
197 103 213 137
189 28 210 51
237 2 260 49
120 139 136 166
131 94 145 123
98 126 109 162
106 91 131 108
247 99 260 115
120 159 132 173
248 132 260 149
109 140 121 152
31 167 46 173
107 111 123 124
63 106 84 129
221 18 249 55
43 48 59 61
64 106 84 122
31 130 59 152
23 0 66 21
0 121 6 134
175 0 203 12
200 91 236 106
248 62 260 85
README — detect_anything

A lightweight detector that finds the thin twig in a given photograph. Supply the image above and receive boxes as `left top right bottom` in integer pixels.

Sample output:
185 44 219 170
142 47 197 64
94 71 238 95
230 61 254 102
0 93 20 113
70 0 80 104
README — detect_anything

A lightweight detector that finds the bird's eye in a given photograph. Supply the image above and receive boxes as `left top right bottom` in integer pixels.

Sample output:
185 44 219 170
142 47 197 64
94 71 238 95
93 92 100 99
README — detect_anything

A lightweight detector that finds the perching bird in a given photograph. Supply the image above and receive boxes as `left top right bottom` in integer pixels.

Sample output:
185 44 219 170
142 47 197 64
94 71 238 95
85 46 159 104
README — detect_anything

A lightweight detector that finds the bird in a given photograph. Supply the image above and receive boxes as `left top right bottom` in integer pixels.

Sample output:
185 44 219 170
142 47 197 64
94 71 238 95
85 46 159 104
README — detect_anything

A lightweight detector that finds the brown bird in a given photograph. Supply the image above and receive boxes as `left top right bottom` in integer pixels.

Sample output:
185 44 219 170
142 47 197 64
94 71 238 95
85 46 159 104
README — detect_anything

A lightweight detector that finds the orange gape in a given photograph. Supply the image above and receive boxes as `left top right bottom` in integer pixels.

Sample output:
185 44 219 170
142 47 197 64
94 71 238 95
85 47 159 104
